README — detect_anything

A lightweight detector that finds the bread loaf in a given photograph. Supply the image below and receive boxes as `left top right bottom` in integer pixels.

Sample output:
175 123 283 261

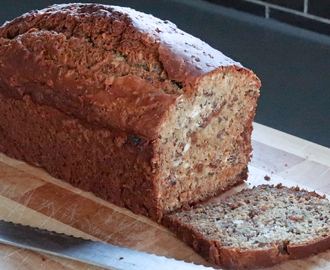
164 184 330 269
0 4 260 220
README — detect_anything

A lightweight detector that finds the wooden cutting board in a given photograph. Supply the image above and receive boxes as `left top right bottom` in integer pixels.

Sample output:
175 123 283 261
0 122 329 270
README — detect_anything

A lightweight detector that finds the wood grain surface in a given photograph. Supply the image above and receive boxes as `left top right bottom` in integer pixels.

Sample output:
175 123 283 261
0 122 329 270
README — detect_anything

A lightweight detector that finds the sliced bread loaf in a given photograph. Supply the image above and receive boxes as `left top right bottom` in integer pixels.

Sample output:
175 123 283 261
0 3 260 221
163 184 330 269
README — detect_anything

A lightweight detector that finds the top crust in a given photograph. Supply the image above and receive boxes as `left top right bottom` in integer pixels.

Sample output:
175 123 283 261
0 3 260 140
0 3 241 84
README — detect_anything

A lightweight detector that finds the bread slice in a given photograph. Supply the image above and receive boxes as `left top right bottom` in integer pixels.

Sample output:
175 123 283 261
0 4 260 220
163 184 330 269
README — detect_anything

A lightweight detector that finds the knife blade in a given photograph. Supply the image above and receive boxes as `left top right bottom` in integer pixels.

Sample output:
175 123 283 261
0 219 214 270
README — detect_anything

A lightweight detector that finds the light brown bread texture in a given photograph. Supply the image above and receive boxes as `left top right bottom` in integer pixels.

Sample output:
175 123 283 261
164 184 330 269
0 4 260 220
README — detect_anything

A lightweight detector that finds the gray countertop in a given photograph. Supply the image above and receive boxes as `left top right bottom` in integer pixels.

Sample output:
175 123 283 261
1 0 329 147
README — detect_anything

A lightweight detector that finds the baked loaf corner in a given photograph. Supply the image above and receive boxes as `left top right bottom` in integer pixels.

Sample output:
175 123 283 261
0 4 260 220
163 184 330 269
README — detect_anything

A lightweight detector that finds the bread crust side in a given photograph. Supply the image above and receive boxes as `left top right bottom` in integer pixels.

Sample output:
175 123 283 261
0 92 163 219
219 246 288 269
288 236 330 260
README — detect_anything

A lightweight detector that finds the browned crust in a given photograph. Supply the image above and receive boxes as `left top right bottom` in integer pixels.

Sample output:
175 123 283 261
288 236 330 260
219 246 289 269
0 3 260 140
0 92 162 219
0 3 251 86
0 36 178 140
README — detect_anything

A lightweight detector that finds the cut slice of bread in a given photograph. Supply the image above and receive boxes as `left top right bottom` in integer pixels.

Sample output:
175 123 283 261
163 184 330 269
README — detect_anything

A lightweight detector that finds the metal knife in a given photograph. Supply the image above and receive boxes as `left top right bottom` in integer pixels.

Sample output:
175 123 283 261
0 220 213 270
